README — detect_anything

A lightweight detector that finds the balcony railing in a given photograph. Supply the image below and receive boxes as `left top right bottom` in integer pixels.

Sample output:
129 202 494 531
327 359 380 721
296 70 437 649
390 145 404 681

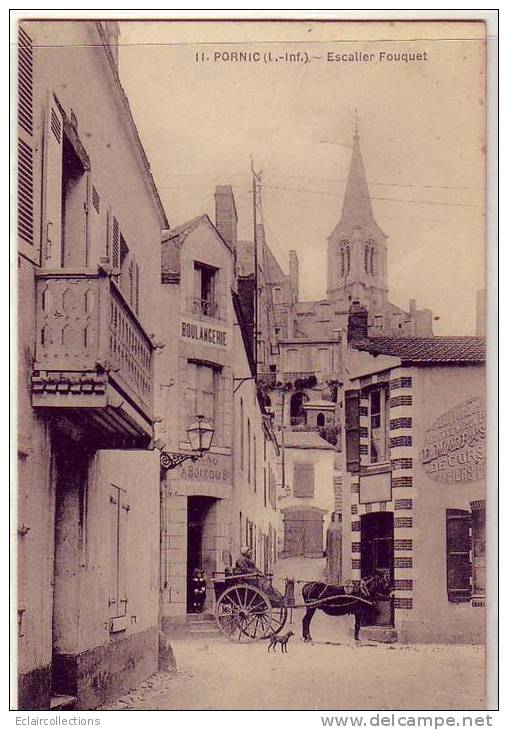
187 296 224 321
32 268 154 444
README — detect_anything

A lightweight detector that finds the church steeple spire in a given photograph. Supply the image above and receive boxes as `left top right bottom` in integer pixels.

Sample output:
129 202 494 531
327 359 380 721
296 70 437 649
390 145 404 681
326 121 388 307
339 124 375 228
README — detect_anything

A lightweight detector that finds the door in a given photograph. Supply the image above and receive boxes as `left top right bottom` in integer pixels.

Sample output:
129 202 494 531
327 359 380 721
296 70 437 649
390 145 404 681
186 496 216 613
284 520 305 556
360 512 394 626
283 507 326 557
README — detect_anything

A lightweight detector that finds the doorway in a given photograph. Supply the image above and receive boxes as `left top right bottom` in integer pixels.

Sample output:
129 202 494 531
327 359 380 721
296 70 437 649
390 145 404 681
187 496 216 613
360 512 394 626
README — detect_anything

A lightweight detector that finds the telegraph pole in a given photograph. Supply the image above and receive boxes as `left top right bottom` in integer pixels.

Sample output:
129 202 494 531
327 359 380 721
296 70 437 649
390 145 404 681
251 158 262 377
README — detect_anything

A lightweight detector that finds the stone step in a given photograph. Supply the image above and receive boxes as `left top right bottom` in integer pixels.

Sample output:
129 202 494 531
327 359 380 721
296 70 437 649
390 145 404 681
187 613 215 623
50 695 76 710
360 625 398 643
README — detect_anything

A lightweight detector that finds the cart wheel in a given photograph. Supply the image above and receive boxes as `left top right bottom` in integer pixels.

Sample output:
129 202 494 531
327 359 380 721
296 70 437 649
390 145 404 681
215 584 272 643
264 606 288 638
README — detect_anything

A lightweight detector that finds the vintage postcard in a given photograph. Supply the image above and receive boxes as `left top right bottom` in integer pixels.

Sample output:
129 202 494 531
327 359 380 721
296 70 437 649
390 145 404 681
13 14 493 714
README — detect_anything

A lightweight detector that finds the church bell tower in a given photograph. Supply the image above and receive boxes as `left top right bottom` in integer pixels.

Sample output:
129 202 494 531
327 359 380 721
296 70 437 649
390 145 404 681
326 124 388 313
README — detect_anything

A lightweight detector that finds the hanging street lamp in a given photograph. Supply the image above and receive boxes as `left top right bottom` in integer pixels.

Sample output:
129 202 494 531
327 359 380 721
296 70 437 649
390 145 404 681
159 415 215 471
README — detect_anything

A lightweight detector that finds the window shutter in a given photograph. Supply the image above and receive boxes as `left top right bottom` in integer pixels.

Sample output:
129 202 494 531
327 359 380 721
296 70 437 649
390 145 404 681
111 216 120 270
118 496 129 617
294 462 315 498
108 490 119 618
87 178 103 266
446 509 472 603
43 96 64 266
18 26 40 263
135 261 140 314
345 389 360 473
470 501 486 596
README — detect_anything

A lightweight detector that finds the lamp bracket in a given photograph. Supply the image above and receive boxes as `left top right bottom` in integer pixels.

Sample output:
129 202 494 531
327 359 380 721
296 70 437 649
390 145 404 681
160 452 199 471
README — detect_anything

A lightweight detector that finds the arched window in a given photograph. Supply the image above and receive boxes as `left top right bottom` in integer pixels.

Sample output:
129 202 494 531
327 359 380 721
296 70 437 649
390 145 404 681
290 391 308 426
339 240 349 278
317 412 325 428
370 247 375 276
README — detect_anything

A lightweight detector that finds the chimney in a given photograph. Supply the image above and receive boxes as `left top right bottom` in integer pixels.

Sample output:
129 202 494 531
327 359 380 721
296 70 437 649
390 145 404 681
289 250 299 302
215 185 238 254
409 298 416 317
347 301 368 344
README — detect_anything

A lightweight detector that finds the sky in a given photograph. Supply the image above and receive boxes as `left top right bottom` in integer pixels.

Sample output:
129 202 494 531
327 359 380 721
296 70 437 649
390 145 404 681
117 20 486 335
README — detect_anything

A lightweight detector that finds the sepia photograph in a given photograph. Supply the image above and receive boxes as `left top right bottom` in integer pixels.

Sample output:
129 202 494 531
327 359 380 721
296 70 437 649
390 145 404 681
13 12 495 714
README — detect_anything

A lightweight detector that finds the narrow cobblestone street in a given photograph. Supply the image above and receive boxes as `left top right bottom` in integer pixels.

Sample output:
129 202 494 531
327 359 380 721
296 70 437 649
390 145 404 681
101 559 485 711
101 636 484 711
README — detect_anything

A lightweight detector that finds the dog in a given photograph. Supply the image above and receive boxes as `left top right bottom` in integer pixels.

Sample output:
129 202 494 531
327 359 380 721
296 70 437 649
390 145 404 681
267 631 295 653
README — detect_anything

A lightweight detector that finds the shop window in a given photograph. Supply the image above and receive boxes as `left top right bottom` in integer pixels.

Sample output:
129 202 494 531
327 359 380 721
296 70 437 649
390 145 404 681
194 261 217 317
446 509 472 603
369 387 389 464
108 485 129 619
293 462 315 498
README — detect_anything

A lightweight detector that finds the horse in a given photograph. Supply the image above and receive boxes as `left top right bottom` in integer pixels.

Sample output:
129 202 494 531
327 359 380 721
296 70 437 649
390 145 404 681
301 572 392 642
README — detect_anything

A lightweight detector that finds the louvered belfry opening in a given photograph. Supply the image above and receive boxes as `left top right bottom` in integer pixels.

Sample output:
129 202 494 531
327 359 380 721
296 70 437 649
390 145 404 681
18 25 34 248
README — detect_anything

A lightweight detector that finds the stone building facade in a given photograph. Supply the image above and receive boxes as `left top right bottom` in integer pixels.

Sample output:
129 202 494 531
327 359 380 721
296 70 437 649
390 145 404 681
158 188 280 623
16 21 168 709
341 308 486 643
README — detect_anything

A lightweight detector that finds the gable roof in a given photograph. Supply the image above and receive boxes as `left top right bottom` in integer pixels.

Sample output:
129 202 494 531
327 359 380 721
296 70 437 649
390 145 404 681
161 214 232 283
356 336 486 364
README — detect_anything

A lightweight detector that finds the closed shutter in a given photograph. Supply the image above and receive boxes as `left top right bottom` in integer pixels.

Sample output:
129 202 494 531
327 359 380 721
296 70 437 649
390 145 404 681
111 216 120 270
107 209 120 271
87 179 103 266
109 486 129 618
446 509 472 603
135 261 140 314
108 489 119 618
471 502 486 596
345 389 360 473
293 462 314 498
118 495 130 617
18 26 39 263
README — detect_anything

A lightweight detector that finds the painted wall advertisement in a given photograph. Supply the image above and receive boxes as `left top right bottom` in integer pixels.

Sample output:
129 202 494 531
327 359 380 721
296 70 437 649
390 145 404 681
420 396 486 484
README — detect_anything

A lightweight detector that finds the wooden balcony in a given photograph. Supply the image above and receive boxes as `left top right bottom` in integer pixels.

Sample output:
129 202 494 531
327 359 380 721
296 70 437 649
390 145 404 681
31 268 155 447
